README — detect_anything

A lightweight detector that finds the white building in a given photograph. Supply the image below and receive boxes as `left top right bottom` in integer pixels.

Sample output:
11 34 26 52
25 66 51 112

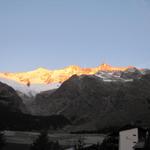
119 128 146 150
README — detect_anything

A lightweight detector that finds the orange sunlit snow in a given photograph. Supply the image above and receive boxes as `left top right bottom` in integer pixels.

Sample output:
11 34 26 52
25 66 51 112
0 64 132 85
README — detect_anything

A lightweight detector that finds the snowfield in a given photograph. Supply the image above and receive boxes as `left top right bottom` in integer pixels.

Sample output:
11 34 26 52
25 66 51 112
0 77 61 97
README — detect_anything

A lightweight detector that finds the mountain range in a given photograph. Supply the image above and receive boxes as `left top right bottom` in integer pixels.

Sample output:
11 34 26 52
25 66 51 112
0 63 132 84
0 64 138 97
0 63 150 131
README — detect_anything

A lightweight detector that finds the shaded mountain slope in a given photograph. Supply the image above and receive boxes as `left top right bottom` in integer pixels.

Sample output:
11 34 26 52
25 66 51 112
0 82 70 131
0 81 27 113
32 74 150 130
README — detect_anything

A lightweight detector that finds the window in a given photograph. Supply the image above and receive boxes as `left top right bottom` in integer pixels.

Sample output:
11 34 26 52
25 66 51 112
133 141 137 144
133 134 136 136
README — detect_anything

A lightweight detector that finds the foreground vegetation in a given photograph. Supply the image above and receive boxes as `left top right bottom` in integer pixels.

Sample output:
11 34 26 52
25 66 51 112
0 108 70 131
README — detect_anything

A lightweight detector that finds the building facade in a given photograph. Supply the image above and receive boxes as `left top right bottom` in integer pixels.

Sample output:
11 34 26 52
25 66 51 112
119 128 139 150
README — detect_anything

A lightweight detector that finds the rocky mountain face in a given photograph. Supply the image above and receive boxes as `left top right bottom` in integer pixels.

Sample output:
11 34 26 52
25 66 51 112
31 73 150 131
0 64 150 131
120 67 143 79
0 82 26 113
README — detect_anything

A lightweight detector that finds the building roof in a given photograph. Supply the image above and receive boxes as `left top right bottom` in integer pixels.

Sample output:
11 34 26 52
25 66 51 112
119 126 146 133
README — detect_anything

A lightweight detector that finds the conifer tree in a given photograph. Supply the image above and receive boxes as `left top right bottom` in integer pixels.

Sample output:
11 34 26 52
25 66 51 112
30 131 62 150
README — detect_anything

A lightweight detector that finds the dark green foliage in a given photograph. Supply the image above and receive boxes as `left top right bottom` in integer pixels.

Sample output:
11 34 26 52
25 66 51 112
30 131 62 150
75 138 84 150
100 136 118 150
0 109 70 131
0 132 5 150
145 130 150 150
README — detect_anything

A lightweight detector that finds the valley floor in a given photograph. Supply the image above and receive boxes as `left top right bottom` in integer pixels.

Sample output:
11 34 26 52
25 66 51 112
2 130 105 150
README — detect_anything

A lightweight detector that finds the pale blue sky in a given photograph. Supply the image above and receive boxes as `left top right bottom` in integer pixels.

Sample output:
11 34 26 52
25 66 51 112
0 0 150 72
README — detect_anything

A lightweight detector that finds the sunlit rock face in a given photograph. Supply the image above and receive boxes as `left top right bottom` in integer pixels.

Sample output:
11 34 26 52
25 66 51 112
0 64 133 85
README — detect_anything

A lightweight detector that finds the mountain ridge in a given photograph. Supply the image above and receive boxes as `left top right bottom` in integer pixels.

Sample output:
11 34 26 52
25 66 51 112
0 64 136 85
